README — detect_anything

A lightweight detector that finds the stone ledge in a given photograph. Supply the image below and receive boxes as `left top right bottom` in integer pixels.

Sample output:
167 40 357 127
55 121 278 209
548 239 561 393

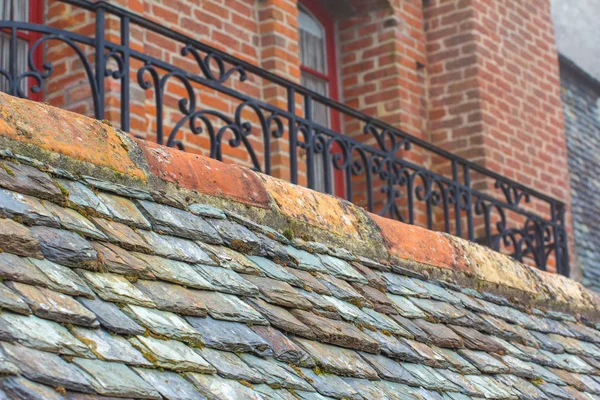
0 92 596 320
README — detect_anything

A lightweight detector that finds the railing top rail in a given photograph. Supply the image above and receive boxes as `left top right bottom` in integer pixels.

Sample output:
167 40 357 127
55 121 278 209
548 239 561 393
45 0 564 208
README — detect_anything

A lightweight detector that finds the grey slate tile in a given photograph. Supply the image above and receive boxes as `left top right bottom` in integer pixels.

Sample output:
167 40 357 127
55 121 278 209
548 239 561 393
243 274 311 309
246 256 302 285
386 294 427 319
0 188 59 227
0 376 66 400
351 283 396 314
72 358 161 399
0 253 48 286
301 369 361 400
293 338 378 379
133 253 215 290
0 342 94 393
317 254 367 283
499 355 536 379
42 200 107 240
403 339 449 368
253 384 297 400
361 329 423 362
239 354 313 391
29 258 94 298
382 273 429 297
529 330 566 353
122 304 203 345
543 351 596 374
413 319 463 349
96 192 151 229
400 363 460 392
197 243 261 274
245 298 315 338
70 326 151 367
433 347 479 374
192 290 268 324
194 265 259 297
0 161 63 200
78 297 145 335
343 378 395 400
538 382 576 400
7 282 97 327
207 218 263 254
185 373 264 400
436 368 484 397
137 230 216 265
0 313 93 357
458 349 509 374
389 314 430 341
316 274 368 307
133 368 208 400
360 353 418 385
251 325 314 366
129 335 215 373
408 297 467 322
91 242 154 278
79 271 155 307
198 347 265 383
284 245 328 273
91 218 152 253
188 203 226 219
56 179 111 217
31 226 99 269
464 375 515 400
287 268 331 295
0 218 43 258
0 282 30 315
449 324 506 353
136 200 221 244
82 176 153 201
134 280 208 317
495 374 549 400
186 316 271 356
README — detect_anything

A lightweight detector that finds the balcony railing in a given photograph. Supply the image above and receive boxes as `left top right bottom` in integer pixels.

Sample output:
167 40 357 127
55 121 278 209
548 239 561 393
0 0 569 275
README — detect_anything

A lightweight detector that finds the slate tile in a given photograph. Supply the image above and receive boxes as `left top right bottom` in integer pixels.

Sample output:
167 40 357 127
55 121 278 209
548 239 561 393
350 262 387 291
0 342 93 393
560 386 594 400
512 343 556 366
56 179 111 217
0 282 30 315
136 200 221 244
8 282 97 327
362 329 422 362
449 325 506 353
375 381 426 400
500 354 536 379
403 339 449 368
574 374 600 394
31 226 99 269
70 326 150 366
450 309 490 331
137 230 215 265
91 218 152 253
72 358 161 399
360 307 410 336
239 354 313 391
581 355 600 371
399 363 460 392
458 349 509 374
96 192 151 229
293 338 378 379
549 368 587 391
77 297 145 335
288 268 331 295
301 369 361 400
464 375 515 399
0 188 59 227
495 374 549 400
0 253 49 286
434 347 479 374
293 390 335 400
251 325 314 366
0 218 42 258
317 254 367 283
247 256 302 285
91 242 154 278
129 335 215 373
198 347 265 383
352 283 396 314
133 253 214 290
284 246 328 273
79 271 155 307
343 378 395 400
291 238 329 254
417 281 463 305
253 384 297 400
413 319 463 348
185 373 264 400
316 274 368 307
197 243 261 274
524 362 565 385
134 280 208 317
543 351 595 374
360 353 418 385
298 289 339 315
244 274 311 309
82 176 153 201
207 218 262 254
42 201 107 240
436 369 483 397
381 273 428 297
408 297 467 322
133 368 208 400
194 265 259 297
544 318 576 337
188 203 226 219
480 315 539 347
565 322 600 343
0 376 66 400
186 316 271 356
386 294 427 319
245 298 314 338
0 161 62 200
529 330 566 353
192 290 268 324
550 334 600 357
29 258 94 298
389 314 430 341
122 304 203 345
538 382 576 400
291 309 379 353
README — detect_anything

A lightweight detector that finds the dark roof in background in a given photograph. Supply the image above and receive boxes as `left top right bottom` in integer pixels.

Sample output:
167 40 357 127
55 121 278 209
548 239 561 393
551 0 600 84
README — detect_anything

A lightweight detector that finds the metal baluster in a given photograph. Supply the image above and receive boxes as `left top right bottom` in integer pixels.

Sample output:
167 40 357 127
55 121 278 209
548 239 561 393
288 87 298 185
120 16 130 132
94 6 105 120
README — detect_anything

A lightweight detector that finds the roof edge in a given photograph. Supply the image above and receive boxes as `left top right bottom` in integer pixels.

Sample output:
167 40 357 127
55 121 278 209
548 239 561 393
0 92 598 321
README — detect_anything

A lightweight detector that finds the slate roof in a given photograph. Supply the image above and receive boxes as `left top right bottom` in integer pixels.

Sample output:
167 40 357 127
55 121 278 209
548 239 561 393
0 154 600 400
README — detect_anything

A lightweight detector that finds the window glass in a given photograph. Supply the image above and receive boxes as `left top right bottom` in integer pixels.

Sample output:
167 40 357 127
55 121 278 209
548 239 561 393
0 0 30 94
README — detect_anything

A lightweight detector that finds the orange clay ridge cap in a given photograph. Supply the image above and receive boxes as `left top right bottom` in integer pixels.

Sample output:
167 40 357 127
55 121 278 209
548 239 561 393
0 92 596 320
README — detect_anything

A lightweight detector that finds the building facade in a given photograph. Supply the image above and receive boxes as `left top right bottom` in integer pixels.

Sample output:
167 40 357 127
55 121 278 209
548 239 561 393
0 0 578 276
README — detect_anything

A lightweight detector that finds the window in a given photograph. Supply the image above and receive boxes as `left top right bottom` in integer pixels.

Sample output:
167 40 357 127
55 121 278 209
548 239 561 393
298 1 342 195
0 0 43 98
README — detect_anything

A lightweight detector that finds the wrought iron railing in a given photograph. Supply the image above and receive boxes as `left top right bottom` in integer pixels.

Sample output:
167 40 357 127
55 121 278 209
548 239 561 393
0 0 569 275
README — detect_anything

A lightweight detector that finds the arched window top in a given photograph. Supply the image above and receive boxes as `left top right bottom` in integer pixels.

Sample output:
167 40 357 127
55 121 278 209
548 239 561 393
298 7 324 39
298 5 327 75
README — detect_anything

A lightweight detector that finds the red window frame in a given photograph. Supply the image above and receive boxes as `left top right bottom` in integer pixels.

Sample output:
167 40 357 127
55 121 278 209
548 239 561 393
298 0 344 197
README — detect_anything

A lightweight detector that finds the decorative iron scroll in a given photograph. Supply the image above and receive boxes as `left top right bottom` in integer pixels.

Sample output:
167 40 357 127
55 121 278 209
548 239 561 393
0 0 569 275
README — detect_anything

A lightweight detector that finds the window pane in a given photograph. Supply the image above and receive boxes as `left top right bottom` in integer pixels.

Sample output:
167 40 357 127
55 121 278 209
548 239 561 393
299 8 326 74
0 33 29 94
0 0 29 21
